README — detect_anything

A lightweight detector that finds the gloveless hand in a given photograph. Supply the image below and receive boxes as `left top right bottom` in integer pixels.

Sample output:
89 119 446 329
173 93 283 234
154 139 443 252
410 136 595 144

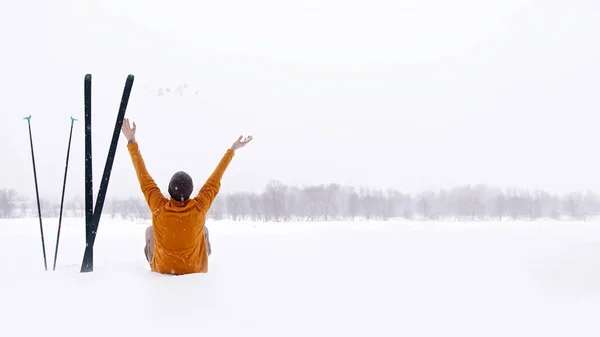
121 118 137 142
230 135 253 151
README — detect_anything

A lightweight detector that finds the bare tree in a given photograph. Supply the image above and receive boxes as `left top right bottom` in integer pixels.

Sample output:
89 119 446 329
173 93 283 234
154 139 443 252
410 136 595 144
418 190 435 221
226 193 247 221
360 188 379 221
207 195 225 220
247 193 264 222
110 199 119 219
0 189 18 218
346 189 360 221
301 185 323 221
284 187 304 221
262 180 287 222
323 183 341 221
20 200 29 218
494 193 506 221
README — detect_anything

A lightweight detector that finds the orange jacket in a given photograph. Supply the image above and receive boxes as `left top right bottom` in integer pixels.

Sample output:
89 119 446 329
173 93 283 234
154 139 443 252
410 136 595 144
127 142 234 274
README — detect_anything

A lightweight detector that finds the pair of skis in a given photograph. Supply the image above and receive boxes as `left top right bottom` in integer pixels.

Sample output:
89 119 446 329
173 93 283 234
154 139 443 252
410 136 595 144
80 74 134 272
25 74 134 272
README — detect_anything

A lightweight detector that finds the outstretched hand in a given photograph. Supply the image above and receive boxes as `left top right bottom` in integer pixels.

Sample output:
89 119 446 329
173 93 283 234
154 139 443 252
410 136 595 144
121 118 136 143
230 135 253 151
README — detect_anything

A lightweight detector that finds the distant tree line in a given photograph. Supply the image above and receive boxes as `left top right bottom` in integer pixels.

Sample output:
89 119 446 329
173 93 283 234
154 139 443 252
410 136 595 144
1 182 599 221
204 181 600 222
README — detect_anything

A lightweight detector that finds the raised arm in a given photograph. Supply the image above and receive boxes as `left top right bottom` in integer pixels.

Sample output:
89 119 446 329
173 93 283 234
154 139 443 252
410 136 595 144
194 135 253 211
194 149 234 210
122 119 167 212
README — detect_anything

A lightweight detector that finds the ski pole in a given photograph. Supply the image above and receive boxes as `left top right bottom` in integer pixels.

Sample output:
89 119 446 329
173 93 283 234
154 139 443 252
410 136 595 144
24 115 48 271
52 116 77 271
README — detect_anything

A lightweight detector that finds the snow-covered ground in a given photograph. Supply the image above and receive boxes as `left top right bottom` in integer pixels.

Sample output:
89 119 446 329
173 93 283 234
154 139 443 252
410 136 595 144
1 217 600 336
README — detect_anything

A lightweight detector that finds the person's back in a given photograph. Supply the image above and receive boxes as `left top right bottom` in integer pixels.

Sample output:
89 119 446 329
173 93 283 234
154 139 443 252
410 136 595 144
150 198 211 274
121 118 252 275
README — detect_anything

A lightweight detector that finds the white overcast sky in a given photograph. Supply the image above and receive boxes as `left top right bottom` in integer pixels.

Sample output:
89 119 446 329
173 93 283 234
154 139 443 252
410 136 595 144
1 0 599 202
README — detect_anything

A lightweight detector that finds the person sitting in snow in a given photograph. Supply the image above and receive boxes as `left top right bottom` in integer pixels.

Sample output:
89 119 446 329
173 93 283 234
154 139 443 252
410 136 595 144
120 118 253 274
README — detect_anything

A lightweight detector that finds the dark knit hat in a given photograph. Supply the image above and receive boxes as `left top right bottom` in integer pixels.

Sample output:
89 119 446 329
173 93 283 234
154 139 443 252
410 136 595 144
168 171 193 202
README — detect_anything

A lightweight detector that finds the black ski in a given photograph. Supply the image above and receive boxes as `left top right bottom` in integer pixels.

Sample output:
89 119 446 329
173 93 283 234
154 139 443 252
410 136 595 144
82 74 94 272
